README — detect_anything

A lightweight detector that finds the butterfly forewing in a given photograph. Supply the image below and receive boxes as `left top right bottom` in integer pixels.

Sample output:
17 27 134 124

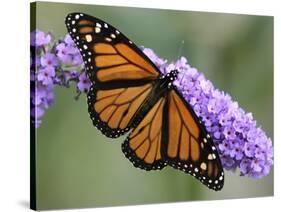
162 89 224 190
65 13 161 138
65 13 160 82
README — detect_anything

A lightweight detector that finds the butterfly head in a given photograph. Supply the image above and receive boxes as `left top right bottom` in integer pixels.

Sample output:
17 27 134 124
168 69 179 80
164 69 179 89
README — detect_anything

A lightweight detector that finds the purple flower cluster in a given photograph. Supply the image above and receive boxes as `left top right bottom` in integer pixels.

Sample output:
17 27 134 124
143 48 273 179
30 30 90 128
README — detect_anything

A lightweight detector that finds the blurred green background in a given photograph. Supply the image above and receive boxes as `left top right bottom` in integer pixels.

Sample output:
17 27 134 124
33 2 273 210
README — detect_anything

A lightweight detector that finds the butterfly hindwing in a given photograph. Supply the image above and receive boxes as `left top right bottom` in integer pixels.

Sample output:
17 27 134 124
122 97 167 170
65 13 161 138
162 89 224 191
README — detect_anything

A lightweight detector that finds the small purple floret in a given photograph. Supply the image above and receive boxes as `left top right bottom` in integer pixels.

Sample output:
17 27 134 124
77 72 91 92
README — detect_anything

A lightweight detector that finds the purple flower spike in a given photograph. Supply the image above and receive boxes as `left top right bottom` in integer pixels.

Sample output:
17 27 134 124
142 47 273 179
31 31 84 128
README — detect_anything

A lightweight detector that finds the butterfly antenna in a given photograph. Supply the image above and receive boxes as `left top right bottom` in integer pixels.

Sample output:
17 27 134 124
177 40 185 60
176 40 186 81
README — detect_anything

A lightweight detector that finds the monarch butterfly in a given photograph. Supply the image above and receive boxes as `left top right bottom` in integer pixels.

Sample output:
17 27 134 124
65 13 224 191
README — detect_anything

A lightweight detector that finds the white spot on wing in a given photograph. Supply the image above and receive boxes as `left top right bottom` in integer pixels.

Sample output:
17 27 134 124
208 154 213 160
200 162 207 170
95 27 101 33
85 34 92 42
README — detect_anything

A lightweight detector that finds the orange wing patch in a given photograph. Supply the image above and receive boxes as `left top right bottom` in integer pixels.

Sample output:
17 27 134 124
92 84 152 130
75 19 96 41
167 90 200 160
128 98 165 164
94 43 117 54
78 20 93 26
121 97 167 170
94 43 160 82
115 43 158 75
79 26 94 34
96 64 157 82
95 55 127 67
77 19 95 34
